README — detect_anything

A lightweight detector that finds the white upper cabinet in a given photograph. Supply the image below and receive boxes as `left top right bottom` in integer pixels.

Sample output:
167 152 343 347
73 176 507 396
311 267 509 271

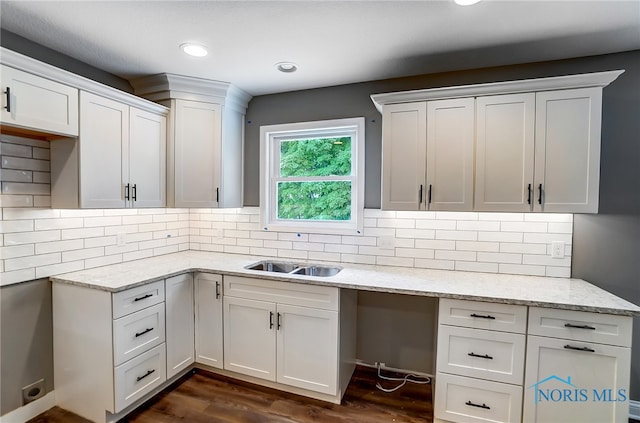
173 99 222 208
426 98 475 211
78 91 166 208
381 102 426 211
130 74 251 208
1 64 78 136
129 107 167 208
79 91 129 208
534 88 602 213
475 93 536 212
373 70 623 213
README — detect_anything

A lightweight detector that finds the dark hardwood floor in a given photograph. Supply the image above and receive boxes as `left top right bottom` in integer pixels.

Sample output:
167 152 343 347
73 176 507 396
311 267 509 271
28 366 433 423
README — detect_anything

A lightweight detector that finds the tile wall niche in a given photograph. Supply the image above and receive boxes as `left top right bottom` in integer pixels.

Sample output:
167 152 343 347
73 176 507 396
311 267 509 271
189 208 573 278
0 134 51 208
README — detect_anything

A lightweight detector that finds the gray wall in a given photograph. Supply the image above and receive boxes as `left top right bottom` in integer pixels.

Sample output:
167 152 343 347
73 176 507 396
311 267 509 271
245 50 640 400
0 279 53 415
1 29 133 93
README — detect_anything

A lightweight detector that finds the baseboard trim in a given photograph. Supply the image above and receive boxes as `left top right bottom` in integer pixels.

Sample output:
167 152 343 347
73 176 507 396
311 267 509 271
630 399 640 421
0 391 55 423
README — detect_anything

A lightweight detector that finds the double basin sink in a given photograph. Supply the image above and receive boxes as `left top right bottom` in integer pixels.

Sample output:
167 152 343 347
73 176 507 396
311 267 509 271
245 260 342 277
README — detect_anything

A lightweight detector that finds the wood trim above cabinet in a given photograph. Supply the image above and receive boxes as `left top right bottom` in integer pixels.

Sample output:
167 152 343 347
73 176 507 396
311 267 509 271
371 70 624 112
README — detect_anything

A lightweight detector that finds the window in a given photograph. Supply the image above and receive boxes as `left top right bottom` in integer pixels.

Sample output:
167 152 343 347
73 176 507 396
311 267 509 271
260 117 365 235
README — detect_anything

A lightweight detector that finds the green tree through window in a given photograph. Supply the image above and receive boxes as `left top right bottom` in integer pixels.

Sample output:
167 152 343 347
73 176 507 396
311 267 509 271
278 137 352 220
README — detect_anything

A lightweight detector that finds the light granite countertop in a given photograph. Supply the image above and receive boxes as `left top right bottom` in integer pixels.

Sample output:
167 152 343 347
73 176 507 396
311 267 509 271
50 250 640 316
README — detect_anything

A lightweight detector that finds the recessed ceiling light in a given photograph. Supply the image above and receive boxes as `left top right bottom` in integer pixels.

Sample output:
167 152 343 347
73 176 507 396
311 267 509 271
275 62 298 73
454 0 482 5
180 43 208 57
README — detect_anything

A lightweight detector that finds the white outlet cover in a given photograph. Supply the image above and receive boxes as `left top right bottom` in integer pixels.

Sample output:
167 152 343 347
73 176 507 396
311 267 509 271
551 241 565 258
379 236 395 250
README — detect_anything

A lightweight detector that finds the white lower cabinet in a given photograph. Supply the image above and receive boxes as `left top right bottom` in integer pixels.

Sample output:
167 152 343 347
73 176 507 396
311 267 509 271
435 373 523 423
194 273 224 369
165 273 195 379
523 308 632 423
435 300 634 423
53 280 170 423
222 275 356 402
435 299 527 423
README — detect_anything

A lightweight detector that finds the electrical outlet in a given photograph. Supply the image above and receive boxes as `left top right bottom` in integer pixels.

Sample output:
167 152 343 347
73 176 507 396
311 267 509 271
22 379 45 405
551 241 565 258
116 232 126 247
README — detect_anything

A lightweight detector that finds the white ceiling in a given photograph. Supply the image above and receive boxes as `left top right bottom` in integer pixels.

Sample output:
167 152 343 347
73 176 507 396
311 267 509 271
1 1 639 96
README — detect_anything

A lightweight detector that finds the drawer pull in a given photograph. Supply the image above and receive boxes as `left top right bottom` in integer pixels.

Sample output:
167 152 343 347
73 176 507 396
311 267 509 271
468 352 493 360
215 281 221 299
470 313 496 320
135 327 154 337
277 312 282 330
133 293 153 302
269 311 274 329
564 323 596 330
465 400 491 410
564 344 595 353
4 87 10 112
136 369 155 382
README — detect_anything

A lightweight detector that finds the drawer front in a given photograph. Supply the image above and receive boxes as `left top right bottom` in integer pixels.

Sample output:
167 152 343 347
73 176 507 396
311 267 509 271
437 325 525 385
113 303 165 366
114 343 166 412
113 280 165 319
528 307 632 347
224 275 339 311
435 372 523 423
439 298 527 334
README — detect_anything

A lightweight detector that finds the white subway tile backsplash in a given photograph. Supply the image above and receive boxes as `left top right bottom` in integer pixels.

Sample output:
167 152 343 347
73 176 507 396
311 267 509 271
435 250 476 261
5 230 60 245
477 252 522 264
32 172 50 183
0 169 32 183
2 156 50 172
456 241 499 252
455 261 499 273
1 142 32 157
415 258 454 270
2 182 50 195
0 206 575 285
33 196 51 207
525 213 573 223
34 217 83 231
0 195 33 207
36 239 84 255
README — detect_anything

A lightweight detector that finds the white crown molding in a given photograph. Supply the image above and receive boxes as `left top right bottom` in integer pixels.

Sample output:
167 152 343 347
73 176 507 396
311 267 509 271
130 73 252 114
370 70 625 113
0 47 168 116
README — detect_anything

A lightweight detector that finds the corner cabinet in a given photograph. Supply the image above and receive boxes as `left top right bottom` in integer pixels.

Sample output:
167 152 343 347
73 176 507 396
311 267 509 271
374 70 623 213
130 74 252 208
0 64 79 137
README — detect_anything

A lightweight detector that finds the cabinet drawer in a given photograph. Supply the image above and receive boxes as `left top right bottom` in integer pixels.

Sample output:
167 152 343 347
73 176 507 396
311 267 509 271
439 298 527 333
528 307 632 347
113 280 165 319
113 303 165 366
437 325 525 385
224 276 339 311
435 372 523 423
114 343 166 412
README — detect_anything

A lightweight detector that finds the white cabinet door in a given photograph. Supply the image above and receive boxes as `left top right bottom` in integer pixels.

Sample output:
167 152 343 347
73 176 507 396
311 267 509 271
381 102 427 210
129 107 166 208
523 335 631 423
165 274 194 379
276 304 338 395
534 88 602 213
426 98 474 211
194 273 224 369
223 296 276 381
475 93 535 211
79 91 129 208
1 65 78 136
174 99 222 207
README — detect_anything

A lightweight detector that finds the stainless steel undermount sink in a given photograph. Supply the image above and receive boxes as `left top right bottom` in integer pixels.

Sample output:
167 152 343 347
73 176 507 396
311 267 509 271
244 260 342 277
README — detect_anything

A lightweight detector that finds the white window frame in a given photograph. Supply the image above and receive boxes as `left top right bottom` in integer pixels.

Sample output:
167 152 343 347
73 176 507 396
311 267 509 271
260 117 365 235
